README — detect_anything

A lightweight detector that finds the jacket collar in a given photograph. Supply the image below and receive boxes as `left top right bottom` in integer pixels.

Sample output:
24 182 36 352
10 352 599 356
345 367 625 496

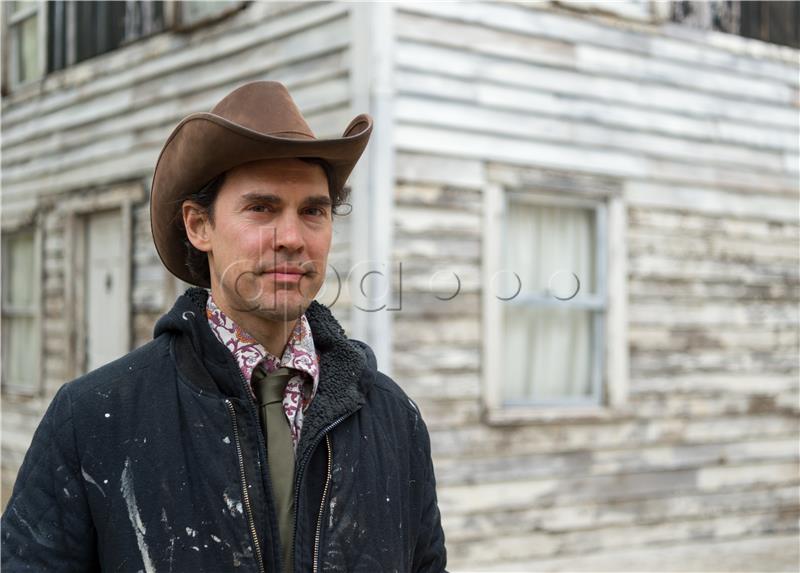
154 287 373 458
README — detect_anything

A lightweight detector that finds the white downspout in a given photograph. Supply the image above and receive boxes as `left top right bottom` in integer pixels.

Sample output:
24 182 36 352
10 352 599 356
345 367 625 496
349 2 395 375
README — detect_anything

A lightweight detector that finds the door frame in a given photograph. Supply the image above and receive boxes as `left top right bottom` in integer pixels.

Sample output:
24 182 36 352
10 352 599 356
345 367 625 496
63 184 140 378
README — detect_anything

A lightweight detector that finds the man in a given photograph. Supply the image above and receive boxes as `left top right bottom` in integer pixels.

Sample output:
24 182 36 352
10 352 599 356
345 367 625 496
2 81 447 572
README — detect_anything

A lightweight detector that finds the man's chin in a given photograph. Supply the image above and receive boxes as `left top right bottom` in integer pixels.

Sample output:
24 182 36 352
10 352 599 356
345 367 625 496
250 294 311 322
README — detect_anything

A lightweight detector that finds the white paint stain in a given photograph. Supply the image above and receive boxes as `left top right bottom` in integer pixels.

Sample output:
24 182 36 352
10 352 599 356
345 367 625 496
223 492 243 515
222 436 231 444
185 527 197 537
11 506 45 546
104 413 111 418
81 467 106 497
168 536 176 573
329 497 338 529
120 457 156 573
211 534 222 543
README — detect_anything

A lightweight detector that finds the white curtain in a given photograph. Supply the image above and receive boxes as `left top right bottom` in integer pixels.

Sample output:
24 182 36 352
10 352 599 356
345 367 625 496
501 201 595 402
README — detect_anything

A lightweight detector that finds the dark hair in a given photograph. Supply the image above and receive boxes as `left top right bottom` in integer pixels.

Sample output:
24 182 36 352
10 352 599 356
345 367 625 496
180 158 347 285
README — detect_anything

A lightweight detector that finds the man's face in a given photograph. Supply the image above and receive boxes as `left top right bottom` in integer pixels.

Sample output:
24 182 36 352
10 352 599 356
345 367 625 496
189 157 332 323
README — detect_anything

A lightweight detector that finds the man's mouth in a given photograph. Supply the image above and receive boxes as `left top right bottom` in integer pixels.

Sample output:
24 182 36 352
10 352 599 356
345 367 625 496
263 265 309 282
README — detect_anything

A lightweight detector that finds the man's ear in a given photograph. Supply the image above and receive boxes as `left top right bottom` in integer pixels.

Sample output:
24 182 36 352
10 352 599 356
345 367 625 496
182 201 212 253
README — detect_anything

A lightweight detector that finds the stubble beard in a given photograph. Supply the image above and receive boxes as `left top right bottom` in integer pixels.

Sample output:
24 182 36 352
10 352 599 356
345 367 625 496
221 268 318 322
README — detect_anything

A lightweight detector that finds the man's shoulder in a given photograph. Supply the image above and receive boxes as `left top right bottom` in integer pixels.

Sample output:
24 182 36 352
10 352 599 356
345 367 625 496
347 338 423 419
62 335 172 401
372 371 422 417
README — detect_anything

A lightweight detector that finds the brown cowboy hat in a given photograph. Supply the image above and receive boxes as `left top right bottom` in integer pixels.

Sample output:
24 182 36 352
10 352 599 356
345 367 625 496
150 80 373 287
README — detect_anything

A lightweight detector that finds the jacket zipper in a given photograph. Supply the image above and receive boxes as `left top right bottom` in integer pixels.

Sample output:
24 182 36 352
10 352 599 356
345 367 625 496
225 399 266 573
292 414 348 573
312 434 333 573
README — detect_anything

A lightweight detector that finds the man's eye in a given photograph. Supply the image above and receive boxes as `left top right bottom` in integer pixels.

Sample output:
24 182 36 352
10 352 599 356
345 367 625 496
304 207 326 217
249 205 271 213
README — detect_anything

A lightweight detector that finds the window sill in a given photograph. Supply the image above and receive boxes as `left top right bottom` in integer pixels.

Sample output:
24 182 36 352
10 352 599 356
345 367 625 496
483 404 634 426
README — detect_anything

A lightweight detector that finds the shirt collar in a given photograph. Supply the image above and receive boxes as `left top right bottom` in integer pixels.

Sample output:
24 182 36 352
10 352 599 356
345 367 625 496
204 290 320 391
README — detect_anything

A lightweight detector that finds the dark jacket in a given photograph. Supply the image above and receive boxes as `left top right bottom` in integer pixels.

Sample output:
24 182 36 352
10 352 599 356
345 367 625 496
2 288 447 572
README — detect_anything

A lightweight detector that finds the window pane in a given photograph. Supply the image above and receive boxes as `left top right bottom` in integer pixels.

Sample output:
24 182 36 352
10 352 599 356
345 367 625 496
122 1 164 44
15 14 40 83
47 0 67 72
5 232 35 308
74 1 165 64
502 306 594 403
503 199 596 297
2 317 37 390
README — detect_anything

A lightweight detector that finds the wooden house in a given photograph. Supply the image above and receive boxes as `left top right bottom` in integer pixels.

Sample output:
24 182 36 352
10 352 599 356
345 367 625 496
2 1 798 570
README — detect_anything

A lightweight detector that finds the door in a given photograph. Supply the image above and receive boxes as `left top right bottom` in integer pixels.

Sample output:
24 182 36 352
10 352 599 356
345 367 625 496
85 209 127 371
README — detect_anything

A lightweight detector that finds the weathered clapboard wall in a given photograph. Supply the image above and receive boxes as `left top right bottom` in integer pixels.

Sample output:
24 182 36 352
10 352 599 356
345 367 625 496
389 1 799 570
0 1 358 504
2 1 799 570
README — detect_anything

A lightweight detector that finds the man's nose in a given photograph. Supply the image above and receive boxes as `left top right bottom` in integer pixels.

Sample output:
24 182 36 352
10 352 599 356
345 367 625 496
273 213 304 252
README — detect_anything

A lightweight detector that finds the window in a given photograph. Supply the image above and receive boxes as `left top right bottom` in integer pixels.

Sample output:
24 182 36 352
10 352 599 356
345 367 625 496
47 1 166 74
499 194 606 406
2 1 245 90
1 229 41 394
482 182 628 420
671 1 800 49
6 1 44 87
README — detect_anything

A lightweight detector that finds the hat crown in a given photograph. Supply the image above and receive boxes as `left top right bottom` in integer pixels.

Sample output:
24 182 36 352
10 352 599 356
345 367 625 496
210 81 316 140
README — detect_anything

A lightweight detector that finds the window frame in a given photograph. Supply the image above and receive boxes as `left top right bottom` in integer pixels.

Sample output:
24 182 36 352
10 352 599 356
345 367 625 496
1 224 44 397
62 186 138 379
482 181 629 424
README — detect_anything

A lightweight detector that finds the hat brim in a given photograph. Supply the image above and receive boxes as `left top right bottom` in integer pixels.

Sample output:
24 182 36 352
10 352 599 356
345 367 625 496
150 112 372 287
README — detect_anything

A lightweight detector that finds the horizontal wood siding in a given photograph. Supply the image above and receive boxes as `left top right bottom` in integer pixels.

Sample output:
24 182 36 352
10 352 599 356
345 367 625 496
392 1 799 569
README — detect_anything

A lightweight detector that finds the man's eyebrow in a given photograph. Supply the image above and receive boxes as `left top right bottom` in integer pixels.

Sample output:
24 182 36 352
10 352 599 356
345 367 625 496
240 192 282 205
303 195 333 208
238 192 332 208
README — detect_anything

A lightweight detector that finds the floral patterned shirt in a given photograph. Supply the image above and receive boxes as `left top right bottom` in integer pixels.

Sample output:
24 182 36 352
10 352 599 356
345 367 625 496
205 292 320 449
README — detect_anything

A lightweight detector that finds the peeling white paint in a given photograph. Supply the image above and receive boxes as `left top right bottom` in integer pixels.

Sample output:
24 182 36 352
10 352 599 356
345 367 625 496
222 436 231 444
211 534 222 543
185 527 197 537
120 457 156 573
